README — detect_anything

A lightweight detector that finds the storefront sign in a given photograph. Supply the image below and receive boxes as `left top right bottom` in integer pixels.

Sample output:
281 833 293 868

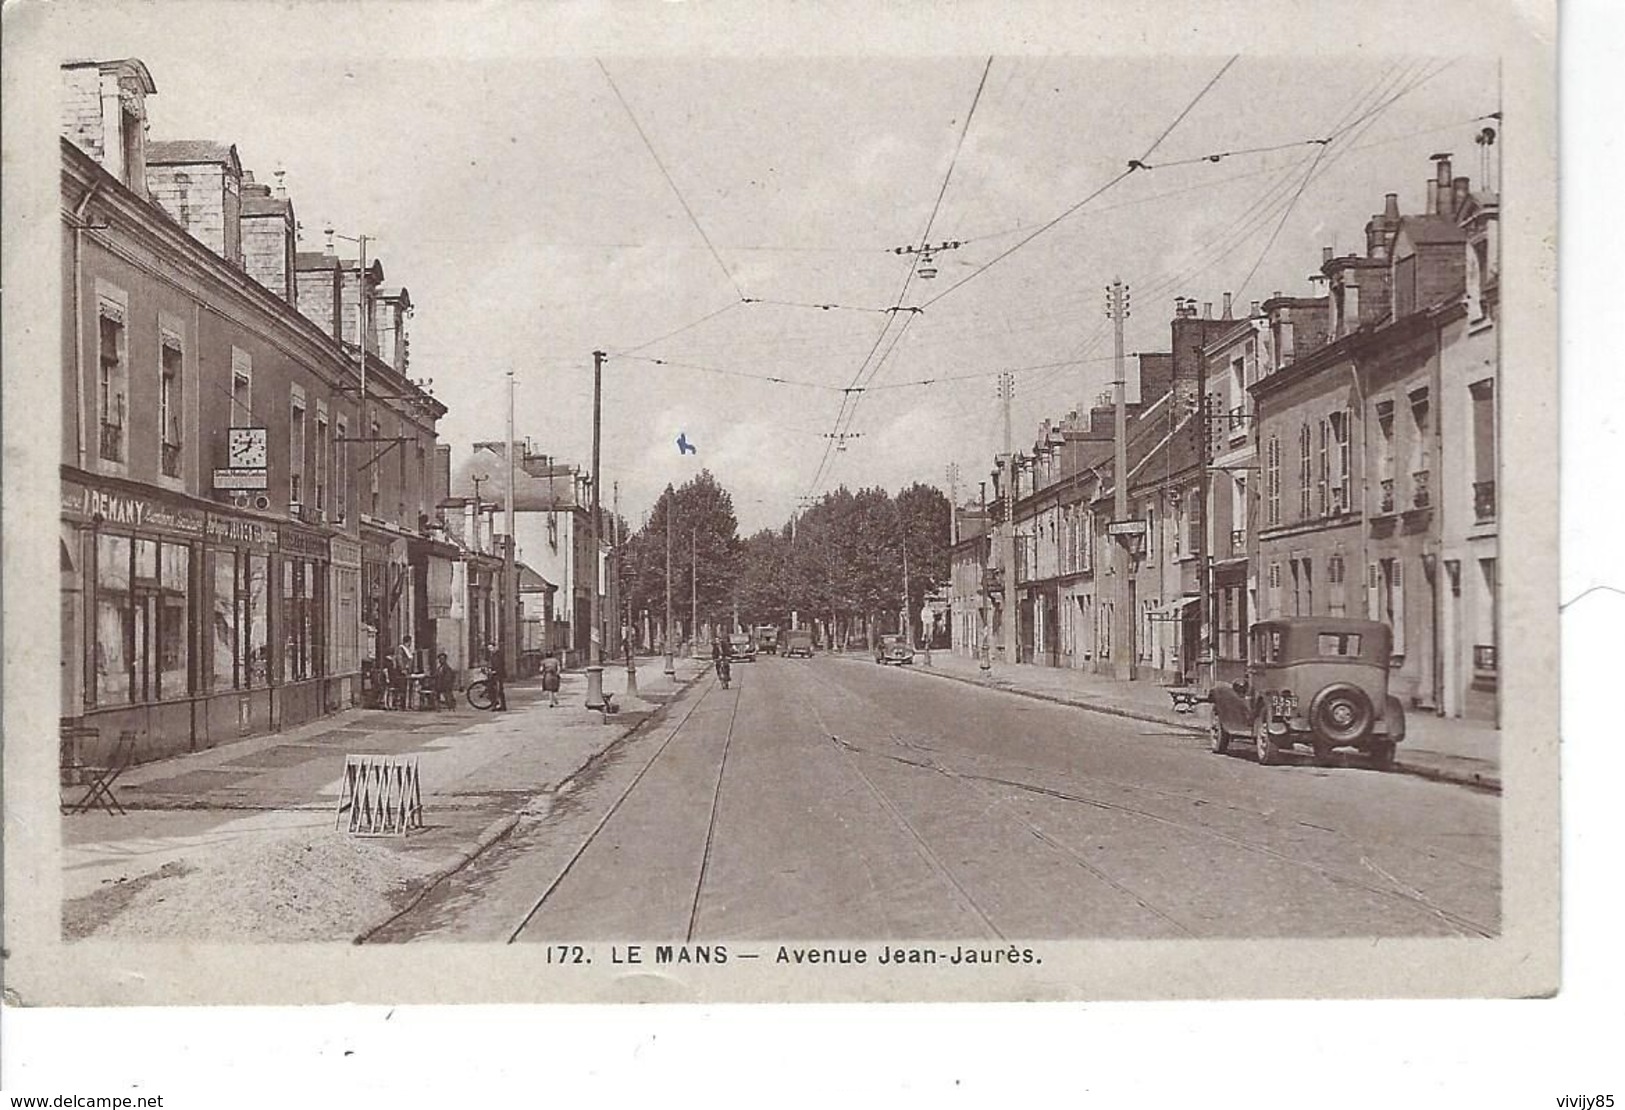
213 468 269 490
60 478 206 538
281 526 330 559
330 538 362 568
206 513 279 549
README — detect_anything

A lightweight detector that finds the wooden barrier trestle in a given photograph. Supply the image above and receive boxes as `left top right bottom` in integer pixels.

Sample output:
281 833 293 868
336 754 424 837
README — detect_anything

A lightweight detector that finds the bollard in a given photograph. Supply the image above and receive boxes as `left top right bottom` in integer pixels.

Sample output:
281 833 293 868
585 664 605 710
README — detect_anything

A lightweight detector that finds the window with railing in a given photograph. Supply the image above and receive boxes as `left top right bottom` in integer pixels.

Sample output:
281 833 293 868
159 336 182 478
289 390 306 510
1472 378 1495 522
334 416 349 524
1266 437 1280 526
1298 423 1311 519
98 310 127 463
1408 388 1431 509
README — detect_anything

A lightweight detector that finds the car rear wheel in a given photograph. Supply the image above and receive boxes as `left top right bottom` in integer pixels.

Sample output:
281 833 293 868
1209 714 1230 754
1253 712 1280 766
1309 683 1375 745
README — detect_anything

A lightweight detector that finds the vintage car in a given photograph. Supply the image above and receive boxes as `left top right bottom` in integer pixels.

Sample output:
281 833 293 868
782 629 815 658
1209 617 1407 769
874 634 916 666
727 632 756 662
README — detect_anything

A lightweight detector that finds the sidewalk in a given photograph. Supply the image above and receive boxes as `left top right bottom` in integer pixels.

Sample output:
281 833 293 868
884 648 1500 792
59 656 707 942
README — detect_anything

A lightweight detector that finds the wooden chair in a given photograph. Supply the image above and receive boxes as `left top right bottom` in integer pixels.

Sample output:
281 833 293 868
66 729 138 816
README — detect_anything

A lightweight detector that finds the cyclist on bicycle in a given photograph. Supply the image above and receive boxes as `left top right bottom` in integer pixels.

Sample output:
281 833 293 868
712 633 732 686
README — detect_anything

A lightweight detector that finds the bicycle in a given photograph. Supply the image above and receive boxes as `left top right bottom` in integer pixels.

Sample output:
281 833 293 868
466 666 497 710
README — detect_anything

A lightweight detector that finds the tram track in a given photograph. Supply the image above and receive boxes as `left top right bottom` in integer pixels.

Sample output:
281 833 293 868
798 662 1497 939
506 667 742 945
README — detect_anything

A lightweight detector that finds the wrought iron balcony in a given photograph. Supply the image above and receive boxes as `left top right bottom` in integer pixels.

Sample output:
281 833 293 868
161 441 181 478
98 422 124 463
1474 479 1496 522
1379 478 1395 514
1411 469 1431 509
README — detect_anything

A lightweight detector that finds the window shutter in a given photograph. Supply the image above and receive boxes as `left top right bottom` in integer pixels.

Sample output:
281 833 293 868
1392 560 1406 655
1367 562 1380 620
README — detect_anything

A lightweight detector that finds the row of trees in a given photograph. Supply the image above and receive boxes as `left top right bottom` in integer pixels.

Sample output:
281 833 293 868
617 470 952 649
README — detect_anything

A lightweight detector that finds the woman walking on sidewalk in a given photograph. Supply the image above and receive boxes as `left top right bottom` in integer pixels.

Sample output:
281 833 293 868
540 651 561 708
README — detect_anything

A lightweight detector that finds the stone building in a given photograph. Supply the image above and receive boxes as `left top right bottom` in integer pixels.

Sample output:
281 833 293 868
58 58 444 765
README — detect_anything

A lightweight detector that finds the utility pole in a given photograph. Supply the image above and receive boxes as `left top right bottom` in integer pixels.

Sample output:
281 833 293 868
585 350 606 710
1108 279 1136 681
617 479 636 696
901 544 912 645
663 485 675 678
691 528 699 647
946 462 961 545
999 371 1017 666
504 371 518 682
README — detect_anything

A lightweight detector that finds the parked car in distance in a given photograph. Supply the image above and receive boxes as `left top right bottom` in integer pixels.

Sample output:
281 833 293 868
727 632 757 662
783 629 814 658
1209 617 1406 769
874 634 915 666
753 625 780 655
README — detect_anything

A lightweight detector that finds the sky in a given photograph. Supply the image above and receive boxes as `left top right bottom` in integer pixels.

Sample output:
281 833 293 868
39 8 1497 534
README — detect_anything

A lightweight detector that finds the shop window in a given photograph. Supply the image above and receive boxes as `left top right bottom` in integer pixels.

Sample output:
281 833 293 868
282 557 322 682
211 549 269 692
159 336 183 478
97 309 128 464
93 534 190 706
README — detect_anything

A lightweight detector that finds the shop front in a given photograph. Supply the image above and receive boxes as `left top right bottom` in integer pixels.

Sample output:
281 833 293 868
329 536 362 709
61 473 208 765
201 509 279 749
276 523 330 729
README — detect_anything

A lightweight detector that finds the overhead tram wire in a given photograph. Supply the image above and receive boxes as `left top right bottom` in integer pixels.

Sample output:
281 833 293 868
915 54 1240 314
595 58 747 302
610 300 745 357
804 55 996 499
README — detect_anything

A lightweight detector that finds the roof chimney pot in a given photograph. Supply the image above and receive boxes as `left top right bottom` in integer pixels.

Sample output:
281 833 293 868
1222 292 1233 319
1384 192 1400 219
1202 301 1212 319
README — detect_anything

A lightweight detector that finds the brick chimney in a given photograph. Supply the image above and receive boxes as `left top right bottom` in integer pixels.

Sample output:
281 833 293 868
376 288 414 374
240 170 297 301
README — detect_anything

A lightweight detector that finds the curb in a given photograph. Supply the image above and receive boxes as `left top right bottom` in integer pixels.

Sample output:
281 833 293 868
898 659 1502 794
351 664 711 944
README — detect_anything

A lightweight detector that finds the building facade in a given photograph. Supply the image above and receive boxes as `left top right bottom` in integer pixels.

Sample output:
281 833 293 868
59 58 444 765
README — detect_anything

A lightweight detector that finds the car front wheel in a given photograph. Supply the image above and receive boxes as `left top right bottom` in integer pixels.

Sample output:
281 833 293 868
1253 712 1280 766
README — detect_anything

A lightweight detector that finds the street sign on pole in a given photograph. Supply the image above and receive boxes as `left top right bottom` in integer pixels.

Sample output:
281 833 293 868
1107 519 1148 536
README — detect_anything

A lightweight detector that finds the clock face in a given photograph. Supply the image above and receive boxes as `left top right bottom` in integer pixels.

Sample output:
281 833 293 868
228 427 268 469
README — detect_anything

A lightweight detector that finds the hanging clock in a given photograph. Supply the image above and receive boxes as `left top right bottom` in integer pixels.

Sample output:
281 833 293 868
227 426 268 469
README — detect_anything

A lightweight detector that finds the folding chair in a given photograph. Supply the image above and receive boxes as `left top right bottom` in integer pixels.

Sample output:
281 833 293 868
67 729 138 816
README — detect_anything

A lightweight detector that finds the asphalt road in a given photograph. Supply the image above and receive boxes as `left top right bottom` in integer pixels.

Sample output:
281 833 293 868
374 653 1499 942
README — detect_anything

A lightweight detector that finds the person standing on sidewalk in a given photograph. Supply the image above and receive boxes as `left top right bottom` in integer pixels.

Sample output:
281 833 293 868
540 651 561 708
486 642 508 711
